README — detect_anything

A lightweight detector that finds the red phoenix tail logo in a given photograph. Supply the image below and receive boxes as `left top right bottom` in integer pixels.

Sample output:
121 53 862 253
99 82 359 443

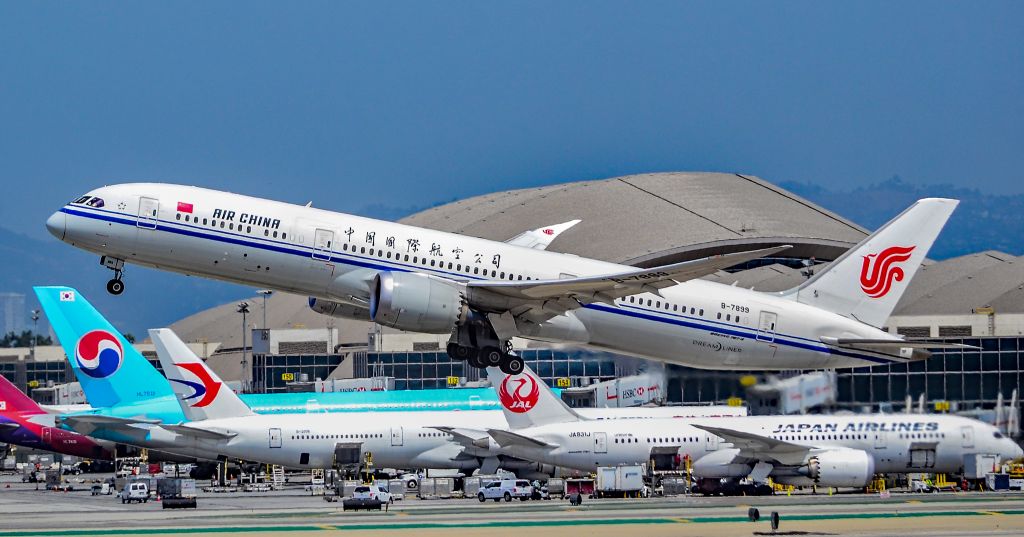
498 374 540 414
859 245 916 298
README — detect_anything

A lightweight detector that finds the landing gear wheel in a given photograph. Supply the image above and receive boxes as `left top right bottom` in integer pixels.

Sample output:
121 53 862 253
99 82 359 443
468 353 487 369
106 278 125 295
499 355 525 375
481 347 503 368
446 343 476 362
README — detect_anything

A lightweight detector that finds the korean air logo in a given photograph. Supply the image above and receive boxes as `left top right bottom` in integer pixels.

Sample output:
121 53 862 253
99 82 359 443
74 330 124 379
169 362 221 408
859 245 916 298
498 373 540 414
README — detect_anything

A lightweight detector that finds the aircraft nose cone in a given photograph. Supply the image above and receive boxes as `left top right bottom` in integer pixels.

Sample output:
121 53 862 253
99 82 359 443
45 211 66 240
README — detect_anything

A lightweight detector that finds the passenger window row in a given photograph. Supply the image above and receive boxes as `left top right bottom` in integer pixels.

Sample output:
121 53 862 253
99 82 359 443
292 433 383 440
176 212 287 241
624 295 703 317
339 241 534 282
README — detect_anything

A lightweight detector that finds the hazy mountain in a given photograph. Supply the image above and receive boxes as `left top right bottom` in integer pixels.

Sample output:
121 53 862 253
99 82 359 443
780 176 1024 259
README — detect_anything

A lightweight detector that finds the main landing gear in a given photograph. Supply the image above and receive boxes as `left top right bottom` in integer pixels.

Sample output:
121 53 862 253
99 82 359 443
101 256 126 296
446 314 525 375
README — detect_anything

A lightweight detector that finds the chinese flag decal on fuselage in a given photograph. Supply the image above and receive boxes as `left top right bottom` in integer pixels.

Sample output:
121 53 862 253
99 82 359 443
859 245 915 298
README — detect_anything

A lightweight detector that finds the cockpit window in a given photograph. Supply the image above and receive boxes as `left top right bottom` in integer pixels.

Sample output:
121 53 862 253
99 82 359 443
85 197 105 208
994 432 1004 439
72 196 91 204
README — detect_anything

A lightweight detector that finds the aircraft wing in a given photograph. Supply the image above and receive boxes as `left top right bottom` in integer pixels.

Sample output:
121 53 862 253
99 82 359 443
486 428 557 449
467 247 791 317
690 423 810 465
162 423 237 440
820 337 978 351
504 220 581 251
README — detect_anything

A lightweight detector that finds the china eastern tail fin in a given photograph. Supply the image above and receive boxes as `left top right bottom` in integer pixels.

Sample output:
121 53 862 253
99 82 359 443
34 286 172 408
150 328 254 422
782 198 958 328
486 364 581 429
0 375 43 415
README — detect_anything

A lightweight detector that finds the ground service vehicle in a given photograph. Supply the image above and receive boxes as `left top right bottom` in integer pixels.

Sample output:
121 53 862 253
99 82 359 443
120 482 149 504
478 479 533 502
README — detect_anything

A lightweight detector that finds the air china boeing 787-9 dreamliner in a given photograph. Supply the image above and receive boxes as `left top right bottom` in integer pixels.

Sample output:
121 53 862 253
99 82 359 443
46 183 960 374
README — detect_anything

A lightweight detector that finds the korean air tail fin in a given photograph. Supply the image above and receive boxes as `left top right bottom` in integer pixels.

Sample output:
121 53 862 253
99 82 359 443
781 198 958 328
34 286 173 408
0 375 42 415
149 328 254 421
486 364 581 429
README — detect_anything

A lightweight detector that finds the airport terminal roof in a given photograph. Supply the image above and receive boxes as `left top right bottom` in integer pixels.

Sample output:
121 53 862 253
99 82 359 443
401 172 869 267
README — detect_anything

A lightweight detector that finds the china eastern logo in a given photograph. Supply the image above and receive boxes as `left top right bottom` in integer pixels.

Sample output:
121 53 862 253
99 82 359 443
859 245 915 298
498 374 540 414
169 362 221 408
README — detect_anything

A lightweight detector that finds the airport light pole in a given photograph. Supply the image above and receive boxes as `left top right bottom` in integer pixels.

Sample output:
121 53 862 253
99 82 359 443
237 302 250 393
256 289 273 329
29 309 40 361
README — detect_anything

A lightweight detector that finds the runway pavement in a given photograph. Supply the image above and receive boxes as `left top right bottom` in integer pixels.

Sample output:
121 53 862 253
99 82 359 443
0 478 1022 537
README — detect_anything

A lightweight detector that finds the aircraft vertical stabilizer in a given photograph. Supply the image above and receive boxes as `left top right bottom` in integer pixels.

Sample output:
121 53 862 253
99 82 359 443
0 375 42 414
782 198 958 328
486 364 582 429
150 328 254 421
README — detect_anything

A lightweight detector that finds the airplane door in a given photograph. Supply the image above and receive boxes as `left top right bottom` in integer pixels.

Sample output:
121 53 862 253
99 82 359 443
756 311 778 342
42 427 52 445
312 229 334 261
390 427 404 447
960 426 974 448
137 197 159 229
594 432 607 454
269 428 282 449
874 431 887 450
705 433 719 452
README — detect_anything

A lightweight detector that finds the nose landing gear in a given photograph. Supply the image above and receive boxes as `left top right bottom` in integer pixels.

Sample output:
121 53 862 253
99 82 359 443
100 256 126 295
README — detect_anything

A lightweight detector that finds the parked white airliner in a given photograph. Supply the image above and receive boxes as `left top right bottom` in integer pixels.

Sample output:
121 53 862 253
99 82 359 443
479 365 1023 488
48 184 960 373
146 328 742 474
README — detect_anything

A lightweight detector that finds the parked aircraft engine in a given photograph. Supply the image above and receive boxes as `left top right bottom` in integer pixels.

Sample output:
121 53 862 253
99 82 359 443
690 448 750 478
307 297 370 320
776 448 875 488
370 271 466 333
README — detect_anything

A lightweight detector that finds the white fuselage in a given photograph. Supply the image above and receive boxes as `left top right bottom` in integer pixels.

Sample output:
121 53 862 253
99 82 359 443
51 183 906 370
496 414 1023 480
141 406 744 470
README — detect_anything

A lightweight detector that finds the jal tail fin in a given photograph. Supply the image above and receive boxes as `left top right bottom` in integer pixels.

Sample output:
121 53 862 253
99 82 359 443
34 286 173 408
486 364 581 429
0 375 43 415
149 328 254 421
782 198 958 328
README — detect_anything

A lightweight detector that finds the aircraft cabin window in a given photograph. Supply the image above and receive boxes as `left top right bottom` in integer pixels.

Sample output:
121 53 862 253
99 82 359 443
360 247 366 254
500 272 505 279
431 260 436 267
220 221 225 228
265 229 269 236
647 300 652 307
176 214 181 220
474 267 480 274
699 309 704 316
282 233 287 239
673 305 678 311
273 231 278 238
184 215 190 222
518 275 523 280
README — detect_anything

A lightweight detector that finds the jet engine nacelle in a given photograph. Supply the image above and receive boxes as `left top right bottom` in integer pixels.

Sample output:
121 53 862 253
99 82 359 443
307 297 370 320
690 448 750 478
786 448 875 488
370 271 466 333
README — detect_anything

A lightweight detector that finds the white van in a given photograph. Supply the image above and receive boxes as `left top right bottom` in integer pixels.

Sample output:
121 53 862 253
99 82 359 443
120 482 150 504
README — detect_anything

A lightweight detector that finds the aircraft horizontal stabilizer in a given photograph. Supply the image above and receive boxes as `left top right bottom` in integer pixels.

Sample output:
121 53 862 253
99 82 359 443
469 246 792 302
431 426 491 449
162 423 237 440
0 423 17 431
487 428 556 449
820 336 977 351
57 414 162 427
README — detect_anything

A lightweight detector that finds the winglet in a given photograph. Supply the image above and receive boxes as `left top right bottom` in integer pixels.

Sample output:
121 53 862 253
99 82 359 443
149 328 254 421
504 220 581 250
486 363 582 429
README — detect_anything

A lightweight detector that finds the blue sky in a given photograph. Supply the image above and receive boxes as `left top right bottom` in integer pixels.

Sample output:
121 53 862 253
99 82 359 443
2 1 1021 240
